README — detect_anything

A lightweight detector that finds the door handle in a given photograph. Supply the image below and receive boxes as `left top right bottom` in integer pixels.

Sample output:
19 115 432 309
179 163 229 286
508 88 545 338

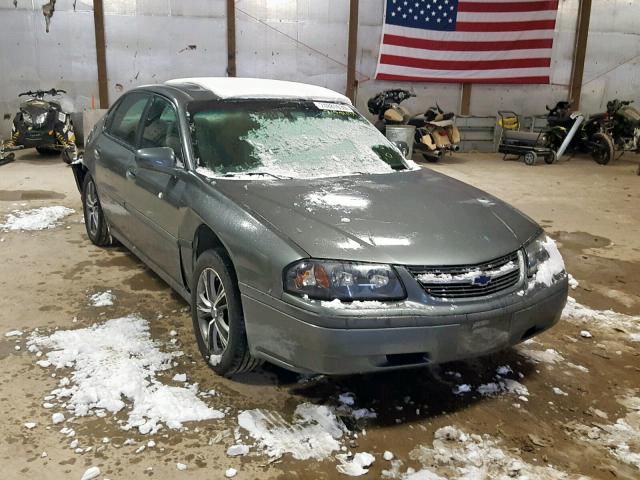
126 168 137 180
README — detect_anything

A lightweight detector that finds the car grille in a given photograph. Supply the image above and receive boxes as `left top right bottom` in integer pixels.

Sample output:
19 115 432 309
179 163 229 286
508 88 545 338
407 251 521 299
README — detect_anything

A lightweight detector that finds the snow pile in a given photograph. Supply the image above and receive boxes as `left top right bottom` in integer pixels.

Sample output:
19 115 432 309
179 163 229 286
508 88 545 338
336 452 375 476
27 316 224 434
238 403 346 460
0 206 74 231
89 290 114 307
562 297 640 340
530 236 565 287
568 274 579 289
404 426 571 479
80 467 101 480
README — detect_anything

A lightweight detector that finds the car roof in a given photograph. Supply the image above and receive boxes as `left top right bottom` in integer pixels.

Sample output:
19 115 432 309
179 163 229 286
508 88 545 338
164 77 352 105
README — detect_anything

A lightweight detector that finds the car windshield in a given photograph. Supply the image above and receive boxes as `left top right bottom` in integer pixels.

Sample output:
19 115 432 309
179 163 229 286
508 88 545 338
188 100 407 179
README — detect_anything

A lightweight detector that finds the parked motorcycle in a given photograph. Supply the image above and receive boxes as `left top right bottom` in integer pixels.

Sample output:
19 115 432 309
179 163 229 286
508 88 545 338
411 104 461 162
367 89 461 162
0 88 78 165
545 101 614 165
367 89 415 133
604 99 640 154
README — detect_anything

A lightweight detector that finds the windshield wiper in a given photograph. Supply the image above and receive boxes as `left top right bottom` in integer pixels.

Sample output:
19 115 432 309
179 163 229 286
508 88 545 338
222 172 291 180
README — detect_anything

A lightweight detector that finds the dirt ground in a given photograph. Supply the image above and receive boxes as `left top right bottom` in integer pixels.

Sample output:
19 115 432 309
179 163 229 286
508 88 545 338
0 150 639 480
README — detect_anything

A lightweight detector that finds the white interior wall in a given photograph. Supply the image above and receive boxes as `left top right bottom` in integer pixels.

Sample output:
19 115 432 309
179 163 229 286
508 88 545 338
0 0 638 140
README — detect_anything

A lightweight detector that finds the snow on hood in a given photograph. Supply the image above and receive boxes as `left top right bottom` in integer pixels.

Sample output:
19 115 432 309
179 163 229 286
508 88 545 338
214 169 540 266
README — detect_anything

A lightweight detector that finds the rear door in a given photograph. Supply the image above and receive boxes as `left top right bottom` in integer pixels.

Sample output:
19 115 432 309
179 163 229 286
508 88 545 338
124 95 187 282
93 92 150 241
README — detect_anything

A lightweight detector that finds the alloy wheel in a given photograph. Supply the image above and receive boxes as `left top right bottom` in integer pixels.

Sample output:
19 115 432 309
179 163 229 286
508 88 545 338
196 267 230 357
85 181 100 237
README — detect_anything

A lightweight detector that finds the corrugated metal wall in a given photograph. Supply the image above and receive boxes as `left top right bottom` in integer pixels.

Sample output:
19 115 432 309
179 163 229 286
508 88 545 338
1 0 638 139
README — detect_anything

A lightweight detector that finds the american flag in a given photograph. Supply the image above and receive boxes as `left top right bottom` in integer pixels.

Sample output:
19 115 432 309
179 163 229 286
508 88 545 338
375 0 559 84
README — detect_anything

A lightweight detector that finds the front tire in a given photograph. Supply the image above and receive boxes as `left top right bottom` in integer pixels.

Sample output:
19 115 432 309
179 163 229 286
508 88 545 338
191 249 261 376
524 151 537 166
82 174 111 246
36 146 60 156
591 132 614 165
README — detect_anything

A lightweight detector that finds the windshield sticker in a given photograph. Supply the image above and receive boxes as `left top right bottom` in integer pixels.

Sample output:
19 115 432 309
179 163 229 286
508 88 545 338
313 102 353 113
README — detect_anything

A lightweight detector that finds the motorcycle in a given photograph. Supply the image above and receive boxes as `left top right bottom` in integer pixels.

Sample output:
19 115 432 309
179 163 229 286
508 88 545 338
545 101 614 165
411 104 461 162
0 88 78 165
367 89 461 162
367 88 416 133
604 99 640 154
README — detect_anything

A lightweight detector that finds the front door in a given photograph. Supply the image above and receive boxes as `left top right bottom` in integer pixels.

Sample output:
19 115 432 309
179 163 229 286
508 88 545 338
125 95 187 282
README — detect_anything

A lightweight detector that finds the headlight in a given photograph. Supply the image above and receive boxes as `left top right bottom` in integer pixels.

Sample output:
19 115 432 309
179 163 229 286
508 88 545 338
524 232 565 283
35 113 47 125
22 112 32 124
284 259 406 301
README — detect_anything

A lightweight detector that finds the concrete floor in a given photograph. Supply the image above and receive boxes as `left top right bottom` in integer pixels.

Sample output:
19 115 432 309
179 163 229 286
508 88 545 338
0 150 639 479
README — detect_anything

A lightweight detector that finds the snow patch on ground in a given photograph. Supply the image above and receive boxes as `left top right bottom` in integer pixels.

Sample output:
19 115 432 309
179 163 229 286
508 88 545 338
0 206 74 231
400 426 573 479
27 316 224 434
89 290 114 307
336 451 375 476
518 347 565 365
562 297 640 341
237 403 346 460
570 394 640 470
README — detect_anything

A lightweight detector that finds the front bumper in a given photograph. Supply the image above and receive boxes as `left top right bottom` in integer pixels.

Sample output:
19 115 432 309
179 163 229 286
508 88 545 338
241 277 568 375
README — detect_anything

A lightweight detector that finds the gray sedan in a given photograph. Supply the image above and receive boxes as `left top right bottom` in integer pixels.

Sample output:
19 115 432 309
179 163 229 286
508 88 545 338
72 77 568 376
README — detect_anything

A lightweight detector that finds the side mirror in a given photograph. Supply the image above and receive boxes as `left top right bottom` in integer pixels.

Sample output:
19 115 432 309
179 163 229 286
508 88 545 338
135 147 176 174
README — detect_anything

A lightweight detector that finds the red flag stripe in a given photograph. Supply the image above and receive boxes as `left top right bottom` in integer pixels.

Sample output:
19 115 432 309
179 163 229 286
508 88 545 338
458 1 559 13
376 73 550 84
383 34 553 52
456 20 556 32
380 54 551 71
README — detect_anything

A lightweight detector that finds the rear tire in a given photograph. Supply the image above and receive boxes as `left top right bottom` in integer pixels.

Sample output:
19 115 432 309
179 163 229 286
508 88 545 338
191 249 262 376
591 132 614 165
82 174 111 246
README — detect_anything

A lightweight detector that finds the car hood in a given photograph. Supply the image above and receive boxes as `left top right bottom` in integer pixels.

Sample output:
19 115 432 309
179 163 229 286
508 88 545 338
213 169 540 266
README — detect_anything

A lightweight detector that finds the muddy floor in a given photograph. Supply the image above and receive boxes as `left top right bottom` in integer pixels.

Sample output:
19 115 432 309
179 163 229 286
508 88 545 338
0 150 638 479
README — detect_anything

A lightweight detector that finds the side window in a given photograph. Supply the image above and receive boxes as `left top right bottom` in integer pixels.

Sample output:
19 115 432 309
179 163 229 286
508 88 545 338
140 97 183 164
107 93 149 146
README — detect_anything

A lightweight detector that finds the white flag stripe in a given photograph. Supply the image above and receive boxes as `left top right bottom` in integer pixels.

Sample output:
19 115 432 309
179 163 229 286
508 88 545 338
384 23 555 42
376 64 550 80
381 44 552 62
457 10 558 22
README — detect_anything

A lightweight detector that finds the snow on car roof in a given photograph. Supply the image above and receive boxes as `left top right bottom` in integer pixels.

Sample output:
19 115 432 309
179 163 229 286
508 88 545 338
165 77 351 104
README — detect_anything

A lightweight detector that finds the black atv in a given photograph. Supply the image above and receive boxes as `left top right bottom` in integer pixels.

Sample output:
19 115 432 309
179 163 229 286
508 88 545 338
1 89 77 166
545 101 614 165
